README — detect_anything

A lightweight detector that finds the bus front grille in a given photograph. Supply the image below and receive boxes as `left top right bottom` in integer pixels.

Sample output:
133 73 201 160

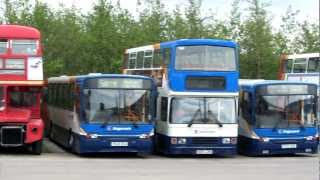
191 137 220 145
271 139 303 144
0 126 24 146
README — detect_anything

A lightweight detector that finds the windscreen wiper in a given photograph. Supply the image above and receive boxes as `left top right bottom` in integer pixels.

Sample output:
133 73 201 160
188 108 201 127
207 110 223 127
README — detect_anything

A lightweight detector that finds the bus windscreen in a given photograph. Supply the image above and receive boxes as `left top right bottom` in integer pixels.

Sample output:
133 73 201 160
175 45 236 71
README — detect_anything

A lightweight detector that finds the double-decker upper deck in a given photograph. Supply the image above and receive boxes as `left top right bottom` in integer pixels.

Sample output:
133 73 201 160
123 39 239 93
0 25 43 82
278 53 319 85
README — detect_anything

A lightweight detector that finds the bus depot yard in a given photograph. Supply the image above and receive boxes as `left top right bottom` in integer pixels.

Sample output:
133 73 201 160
0 138 318 180
0 21 319 179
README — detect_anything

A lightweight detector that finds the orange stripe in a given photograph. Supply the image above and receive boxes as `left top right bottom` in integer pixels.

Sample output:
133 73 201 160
0 80 44 85
153 43 160 49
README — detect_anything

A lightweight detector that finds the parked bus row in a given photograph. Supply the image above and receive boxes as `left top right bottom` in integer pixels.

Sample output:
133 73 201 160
0 25 318 156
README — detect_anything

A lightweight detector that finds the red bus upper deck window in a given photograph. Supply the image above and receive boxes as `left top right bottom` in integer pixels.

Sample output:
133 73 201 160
11 39 37 55
0 39 8 54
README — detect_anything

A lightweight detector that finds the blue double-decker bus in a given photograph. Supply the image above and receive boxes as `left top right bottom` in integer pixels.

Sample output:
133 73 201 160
238 79 319 156
123 39 239 156
46 74 157 154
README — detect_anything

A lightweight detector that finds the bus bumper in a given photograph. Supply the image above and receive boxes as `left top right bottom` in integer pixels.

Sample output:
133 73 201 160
239 136 319 156
73 134 154 154
156 134 237 156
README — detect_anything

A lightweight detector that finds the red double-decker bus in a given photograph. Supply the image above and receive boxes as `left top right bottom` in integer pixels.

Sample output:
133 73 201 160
0 25 44 154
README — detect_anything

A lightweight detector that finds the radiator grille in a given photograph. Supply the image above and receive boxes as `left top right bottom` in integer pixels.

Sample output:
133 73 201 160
191 137 220 145
0 126 24 146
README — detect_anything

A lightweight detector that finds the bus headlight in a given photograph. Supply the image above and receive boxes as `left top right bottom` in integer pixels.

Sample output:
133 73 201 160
306 136 318 141
79 128 99 139
259 137 270 142
139 129 154 139
222 138 231 144
177 138 187 144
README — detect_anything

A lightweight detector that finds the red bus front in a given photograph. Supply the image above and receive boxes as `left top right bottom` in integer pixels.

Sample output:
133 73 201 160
0 25 44 154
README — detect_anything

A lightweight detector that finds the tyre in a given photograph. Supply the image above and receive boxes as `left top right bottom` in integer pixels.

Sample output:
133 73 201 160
30 140 43 155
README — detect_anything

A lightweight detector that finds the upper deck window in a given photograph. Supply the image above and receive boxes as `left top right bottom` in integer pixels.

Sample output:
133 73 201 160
307 57 320 73
284 59 293 73
5 59 25 69
0 39 8 54
175 46 236 71
293 58 307 73
128 52 137 69
12 39 37 55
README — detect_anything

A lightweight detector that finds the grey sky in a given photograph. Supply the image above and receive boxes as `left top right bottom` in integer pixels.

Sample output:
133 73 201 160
41 0 319 29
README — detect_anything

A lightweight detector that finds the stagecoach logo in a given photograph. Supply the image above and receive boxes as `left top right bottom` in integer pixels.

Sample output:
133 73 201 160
194 129 216 134
277 129 300 134
107 126 132 131
30 60 42 68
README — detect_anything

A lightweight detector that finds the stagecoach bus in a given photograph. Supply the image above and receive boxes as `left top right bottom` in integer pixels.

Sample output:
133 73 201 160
46 74 157 154
0 25 44 154
123 39 239 156
238 79 318 156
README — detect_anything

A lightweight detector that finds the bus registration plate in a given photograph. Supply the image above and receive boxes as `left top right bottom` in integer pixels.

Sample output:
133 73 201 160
111 142 128 147
281 144 297 149
196 150 213 154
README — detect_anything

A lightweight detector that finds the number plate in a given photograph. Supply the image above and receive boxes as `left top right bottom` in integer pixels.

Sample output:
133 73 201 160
196 150 213 154
281 144 297 149
110 142 128 147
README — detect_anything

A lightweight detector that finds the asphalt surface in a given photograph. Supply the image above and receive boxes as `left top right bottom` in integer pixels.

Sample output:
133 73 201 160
0 139 319 180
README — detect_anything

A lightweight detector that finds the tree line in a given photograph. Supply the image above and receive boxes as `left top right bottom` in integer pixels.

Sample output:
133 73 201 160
1 0 319 79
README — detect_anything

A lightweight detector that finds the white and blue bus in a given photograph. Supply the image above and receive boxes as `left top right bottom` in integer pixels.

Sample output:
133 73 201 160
123 39 239 156
238 80 319 156
46 74 157 154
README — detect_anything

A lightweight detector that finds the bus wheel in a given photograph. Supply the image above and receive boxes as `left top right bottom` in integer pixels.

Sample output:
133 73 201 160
30 140 43 155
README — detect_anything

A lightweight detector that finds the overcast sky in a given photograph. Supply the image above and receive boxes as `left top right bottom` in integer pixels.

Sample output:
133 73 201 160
40 0 319 28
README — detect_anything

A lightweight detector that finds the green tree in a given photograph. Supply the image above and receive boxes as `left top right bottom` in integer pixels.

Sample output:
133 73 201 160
273 6 300 54
239 0 278 79
294 21 320 53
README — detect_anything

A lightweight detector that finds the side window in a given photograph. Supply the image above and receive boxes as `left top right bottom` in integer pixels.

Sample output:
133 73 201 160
163 48 171 66
241 92 252 123
143 50 153 68
123 53 129 69
128 52 137 69
307 57 320 73
293 58 307 73
284 59 293 73
136 51 144 68
153 49 161 68
0 39 8 54
161 97 168 122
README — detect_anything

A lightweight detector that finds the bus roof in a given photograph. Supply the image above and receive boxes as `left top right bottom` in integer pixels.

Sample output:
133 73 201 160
160 39 237 48
239 79 317 88
125 38 237 53
0 24 40 39
48 74 154 83
285 53 319 59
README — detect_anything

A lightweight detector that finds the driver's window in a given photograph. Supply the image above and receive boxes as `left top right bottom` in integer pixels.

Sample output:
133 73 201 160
161 97 168 121
241 92 252 124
